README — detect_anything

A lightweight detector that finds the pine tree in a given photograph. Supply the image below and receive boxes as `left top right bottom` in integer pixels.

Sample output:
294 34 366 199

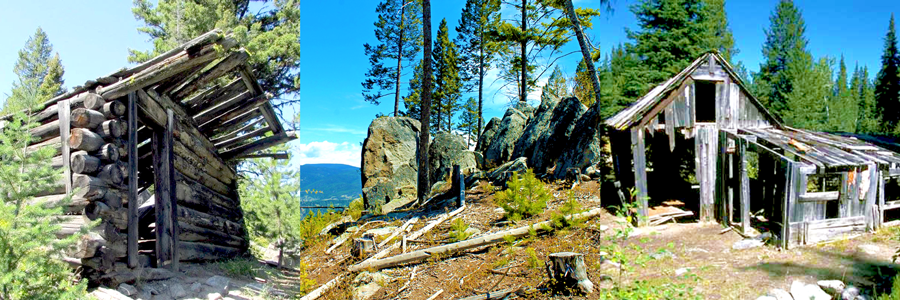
402 59 442 135
549 0 605 107
572 58 596 106
361 0 423 116
875 14 900 132
132 0 301 106
754 0 812 119
857 66 880 133
828 55 857 132
543 65 569 102
626 0 737 91
455 0 502 136
0 93 87 298
784 57 831 131
458 97 480 146
418 0 434 203
495 0 570 103
433 19 463 133
5 28 66 113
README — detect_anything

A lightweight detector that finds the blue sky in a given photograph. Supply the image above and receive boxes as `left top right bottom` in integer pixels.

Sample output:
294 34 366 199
300 0 900 168
0 1 896 169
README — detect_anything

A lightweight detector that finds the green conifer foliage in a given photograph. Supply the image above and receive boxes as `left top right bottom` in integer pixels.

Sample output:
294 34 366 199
543 66 569 102
361 0 423 116
132 0 301 106
5 28 66 113
433 19 463 133
455 0 502 136
828 55 858 132
626 0 736 91
0 97 87 298
784 57 831 130
875 14 900 132
754 0 812 118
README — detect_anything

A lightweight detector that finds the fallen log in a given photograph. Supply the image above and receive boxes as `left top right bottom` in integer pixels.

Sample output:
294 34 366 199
378 217 419 248
298 274 345 300
459 287 523 300
356 205 466 266
348 207 604 272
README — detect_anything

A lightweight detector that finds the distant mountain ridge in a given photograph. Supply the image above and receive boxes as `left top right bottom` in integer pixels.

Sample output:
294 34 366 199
299 164 361 207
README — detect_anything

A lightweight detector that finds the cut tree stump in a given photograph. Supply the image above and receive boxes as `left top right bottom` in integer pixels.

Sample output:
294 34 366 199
351 235 376 258
546 252 593 294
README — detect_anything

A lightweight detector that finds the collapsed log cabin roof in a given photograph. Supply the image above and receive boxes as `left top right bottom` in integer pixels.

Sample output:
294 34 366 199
604 51 783 131
604 51 900 175
11 29 296 160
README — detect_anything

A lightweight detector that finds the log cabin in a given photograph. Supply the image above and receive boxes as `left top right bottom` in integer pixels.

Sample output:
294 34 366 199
605 52 900 248
5 29 296 284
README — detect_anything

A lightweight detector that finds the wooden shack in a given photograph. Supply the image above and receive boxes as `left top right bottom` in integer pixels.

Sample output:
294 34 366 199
7 29 296 283
605 52 900 248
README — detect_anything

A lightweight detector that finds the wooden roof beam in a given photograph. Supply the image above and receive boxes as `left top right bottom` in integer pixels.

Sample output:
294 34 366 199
193 91 254 125
235 152 289 160
210 117 265 143
184 78 244 110
220 131 297 160
238 65 283 135
203 108 261 136
198 95 269 132
99 36 237 100
214 126 272 150
170 49 250 100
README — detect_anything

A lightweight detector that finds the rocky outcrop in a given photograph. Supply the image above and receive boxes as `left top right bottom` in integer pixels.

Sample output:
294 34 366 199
486 157 528 186
483 107 529 169
360 117 421 214
555 102 608 180
535 97 587 173
513 96 560 172
475 117 501 164
429 132 477 186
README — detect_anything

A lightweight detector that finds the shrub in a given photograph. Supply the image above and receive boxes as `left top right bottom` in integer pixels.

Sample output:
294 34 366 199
449 218 472 242
0 109 87 298
494 169 550 221
877 275 900 300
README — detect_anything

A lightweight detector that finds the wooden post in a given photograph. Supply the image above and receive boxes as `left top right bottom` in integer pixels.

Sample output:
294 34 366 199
153 108 178 270
352 236 376 259
631 127 648 225
127 92 139 268
738 138 751 235
58 99 71 194
454 165 464 207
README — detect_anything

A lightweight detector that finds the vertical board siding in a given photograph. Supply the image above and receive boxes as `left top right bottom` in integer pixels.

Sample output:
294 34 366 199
631 128 649 223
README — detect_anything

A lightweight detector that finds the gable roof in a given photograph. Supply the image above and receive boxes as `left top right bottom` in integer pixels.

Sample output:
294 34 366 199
604 52 783 131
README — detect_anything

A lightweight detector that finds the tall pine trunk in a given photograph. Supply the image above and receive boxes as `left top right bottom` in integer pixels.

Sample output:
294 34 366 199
519 0 527 103
564 0 601 106
418 0 432 204
477 38 484 136
394 3 406 117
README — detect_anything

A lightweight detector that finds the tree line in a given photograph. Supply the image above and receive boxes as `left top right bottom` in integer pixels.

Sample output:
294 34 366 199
362 0 900 141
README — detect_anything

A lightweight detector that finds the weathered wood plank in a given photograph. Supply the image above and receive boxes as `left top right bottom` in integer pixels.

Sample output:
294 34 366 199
152 108 178 271
798 191 840 202
631 127 648 225
127 91 139 269
219 131 297 160
738 138 751 235
59 99 72 194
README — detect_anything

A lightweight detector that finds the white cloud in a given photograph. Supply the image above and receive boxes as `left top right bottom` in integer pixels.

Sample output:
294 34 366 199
296 141 362 167
305 124 367 136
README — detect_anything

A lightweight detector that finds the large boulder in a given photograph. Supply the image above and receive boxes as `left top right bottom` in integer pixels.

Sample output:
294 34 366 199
483 106 530 169
429 132 478 186
555 102 607 180
475 117 501 155
486 157 528 186
533 97 586 173
513 95 560 171
360 117 421 214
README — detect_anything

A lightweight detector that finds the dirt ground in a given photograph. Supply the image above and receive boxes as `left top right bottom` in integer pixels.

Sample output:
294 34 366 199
299 180 900 300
